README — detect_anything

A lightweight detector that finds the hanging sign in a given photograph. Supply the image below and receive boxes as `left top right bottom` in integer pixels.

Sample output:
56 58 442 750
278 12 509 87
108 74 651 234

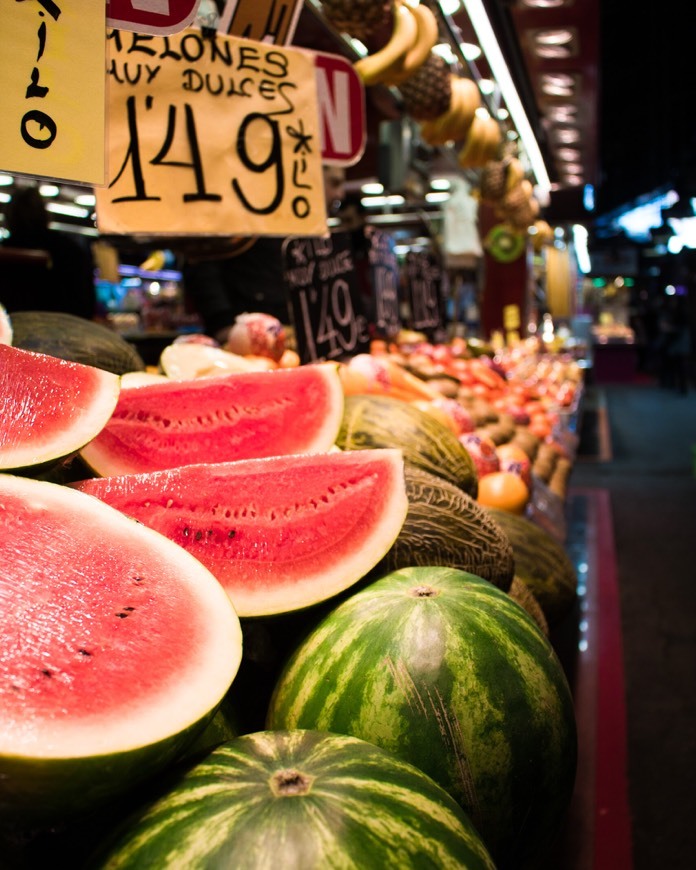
313 51 365 167
217 0 304 46
283 232 371 364
106 0 200 35
0 0 106 185
365 226 401 337
405 250 445 334
96 28 327 238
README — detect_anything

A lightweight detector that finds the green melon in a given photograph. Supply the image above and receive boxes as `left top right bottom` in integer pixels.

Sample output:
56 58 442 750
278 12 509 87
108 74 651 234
8 310 146 375
72 449 408 617
267 566 577 869
80 363 345 477
485 507 578 625
336 393 478 497
0 475 242 823
88 730 496 869
372 465 514 590
0 343 120 474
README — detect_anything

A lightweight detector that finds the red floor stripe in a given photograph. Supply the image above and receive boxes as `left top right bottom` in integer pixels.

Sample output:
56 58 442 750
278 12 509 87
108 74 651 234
572 488 633 869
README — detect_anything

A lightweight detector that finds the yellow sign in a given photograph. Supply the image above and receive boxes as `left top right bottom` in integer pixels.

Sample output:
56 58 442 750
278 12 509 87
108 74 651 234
0 1 106 185
503 304 521 331
96 28 327 238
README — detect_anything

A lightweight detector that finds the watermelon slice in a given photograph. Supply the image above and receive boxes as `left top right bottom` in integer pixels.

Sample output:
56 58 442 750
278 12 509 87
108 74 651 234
80 363 344 477
0 474 242 822
72 449 409 617
0 344 120 472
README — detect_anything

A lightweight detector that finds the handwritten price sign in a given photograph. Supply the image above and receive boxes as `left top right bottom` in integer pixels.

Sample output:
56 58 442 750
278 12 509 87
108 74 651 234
405 250 444 334
96 29 327 238
365 226 401 338
283 232 370 364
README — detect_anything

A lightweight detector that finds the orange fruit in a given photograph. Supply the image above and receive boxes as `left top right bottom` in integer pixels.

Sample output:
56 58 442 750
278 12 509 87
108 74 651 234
477 471 530 515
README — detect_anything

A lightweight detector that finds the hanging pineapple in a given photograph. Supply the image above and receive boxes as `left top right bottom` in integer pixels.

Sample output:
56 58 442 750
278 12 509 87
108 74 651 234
321 0 392 40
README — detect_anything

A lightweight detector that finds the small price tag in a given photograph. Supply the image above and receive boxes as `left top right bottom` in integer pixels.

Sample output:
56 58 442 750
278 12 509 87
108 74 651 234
283 232 371 364
405 250 444 334
96 29 326 238
365 226 401 339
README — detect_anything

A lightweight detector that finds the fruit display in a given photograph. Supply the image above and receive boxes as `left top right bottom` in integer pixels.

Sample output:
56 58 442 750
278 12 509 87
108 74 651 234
268 566 578 869
0 311 585 866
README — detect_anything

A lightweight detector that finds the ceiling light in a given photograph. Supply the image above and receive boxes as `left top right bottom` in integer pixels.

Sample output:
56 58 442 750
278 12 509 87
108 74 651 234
557 147 581 162
39 184 60 197
75 193 97 206
440 0 463 14
553 128 581 144
425 191 451 203
360 194 405 208
361 182 384 195
433 42 457 64
497 107 510 120
460 42 482 62
520 0 572 8
539 73 577 98
562 162 584 175
0 175 13 186
478 78 496 95
0 192 11 204
430 177 452 190
546 105 578 123
45 202 90 218
461 0 551 197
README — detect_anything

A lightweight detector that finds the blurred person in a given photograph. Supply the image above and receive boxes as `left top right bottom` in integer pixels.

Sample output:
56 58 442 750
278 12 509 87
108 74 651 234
183 166 346 345
0 185 96 319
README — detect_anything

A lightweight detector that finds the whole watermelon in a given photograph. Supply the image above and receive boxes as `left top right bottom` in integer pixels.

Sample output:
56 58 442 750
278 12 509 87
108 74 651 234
267 567 577 869
88 730 496 869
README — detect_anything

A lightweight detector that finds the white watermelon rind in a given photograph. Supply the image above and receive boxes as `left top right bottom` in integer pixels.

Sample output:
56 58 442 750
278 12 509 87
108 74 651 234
0 475 243 822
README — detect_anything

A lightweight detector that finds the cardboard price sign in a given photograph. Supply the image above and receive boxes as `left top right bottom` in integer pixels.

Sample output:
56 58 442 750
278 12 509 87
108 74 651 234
96 29 327 238
405 250 444 333
365 226 401 338
0 1 105 185
283 232 371 364
217 0 304 46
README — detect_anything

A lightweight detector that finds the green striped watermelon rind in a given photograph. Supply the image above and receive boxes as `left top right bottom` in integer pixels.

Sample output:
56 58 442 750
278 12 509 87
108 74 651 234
267 566 578 869
0 344 120 474
0 476 243 824
88 730 496 869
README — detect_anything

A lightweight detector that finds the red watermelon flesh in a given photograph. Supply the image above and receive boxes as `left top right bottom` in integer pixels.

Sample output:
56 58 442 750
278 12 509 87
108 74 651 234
72 449 409 617
0 474 242 819
79 363 344 477
0 343 120 471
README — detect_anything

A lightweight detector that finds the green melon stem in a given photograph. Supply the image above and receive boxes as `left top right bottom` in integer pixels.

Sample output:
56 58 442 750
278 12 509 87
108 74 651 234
270 769 314 797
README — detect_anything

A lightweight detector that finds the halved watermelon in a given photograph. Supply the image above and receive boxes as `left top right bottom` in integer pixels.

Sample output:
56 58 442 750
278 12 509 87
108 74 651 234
72 449 408 617
80 363 344 477
0 344 120 472
0 475 242 822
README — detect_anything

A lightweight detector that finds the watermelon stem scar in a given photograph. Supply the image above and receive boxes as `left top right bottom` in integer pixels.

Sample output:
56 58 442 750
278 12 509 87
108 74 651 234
411 585 439 598
270 769 315 797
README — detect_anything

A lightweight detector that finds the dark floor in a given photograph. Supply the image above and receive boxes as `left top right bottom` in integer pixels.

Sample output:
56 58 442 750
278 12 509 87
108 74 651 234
571 379 696 869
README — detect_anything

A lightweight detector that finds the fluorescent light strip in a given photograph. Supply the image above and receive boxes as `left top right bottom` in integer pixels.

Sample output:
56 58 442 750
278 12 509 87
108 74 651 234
461 0 551 197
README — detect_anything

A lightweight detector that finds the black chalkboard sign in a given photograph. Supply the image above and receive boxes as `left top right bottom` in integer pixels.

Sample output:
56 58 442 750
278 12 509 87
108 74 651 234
365 226 401 338
283 232 371 364
405 250 445 335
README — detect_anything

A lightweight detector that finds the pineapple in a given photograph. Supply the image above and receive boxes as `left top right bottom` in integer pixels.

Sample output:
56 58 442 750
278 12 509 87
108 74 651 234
321 0 392 40
398 52 452 121
479 160 508 204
